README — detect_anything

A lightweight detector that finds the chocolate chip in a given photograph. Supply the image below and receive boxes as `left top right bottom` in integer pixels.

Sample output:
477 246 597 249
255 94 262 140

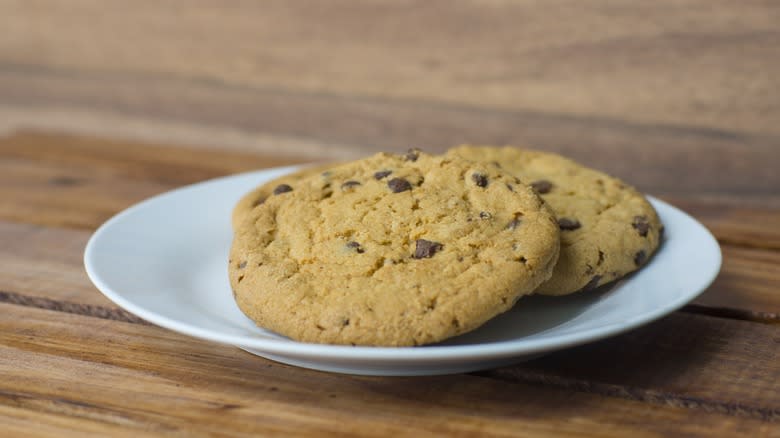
506 183 514 192
558 218 581 231
634 250 647 266
346 241 365 254
581 275 602 292
632 216 650 237
273 184 293 195
597 250 605 266
251 197 267 207
374 170 392 180
530 180 554 194
506 213 524 230
388 177 412 193
471 173 488 188
479 211 492 219
341 180 361 190
403 148 421 162
413 239 443 259
238 261 247 269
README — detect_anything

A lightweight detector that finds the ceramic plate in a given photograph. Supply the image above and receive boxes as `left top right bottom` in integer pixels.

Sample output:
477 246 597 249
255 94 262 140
84 166 721 376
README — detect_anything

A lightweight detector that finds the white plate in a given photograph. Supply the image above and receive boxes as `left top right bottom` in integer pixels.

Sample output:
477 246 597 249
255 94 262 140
85 166 721 376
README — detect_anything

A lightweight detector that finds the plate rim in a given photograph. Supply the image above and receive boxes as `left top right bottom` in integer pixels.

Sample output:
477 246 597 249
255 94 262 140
84 167 722 362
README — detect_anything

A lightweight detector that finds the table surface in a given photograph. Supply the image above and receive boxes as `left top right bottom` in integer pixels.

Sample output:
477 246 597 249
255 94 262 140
1 1 779 436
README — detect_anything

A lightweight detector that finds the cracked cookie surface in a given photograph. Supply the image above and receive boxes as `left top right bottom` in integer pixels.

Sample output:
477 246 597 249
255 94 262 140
447 145 662 296
229 151 560 346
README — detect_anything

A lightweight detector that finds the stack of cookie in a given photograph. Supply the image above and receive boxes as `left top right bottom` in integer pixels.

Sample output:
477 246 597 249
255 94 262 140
229 146 662 347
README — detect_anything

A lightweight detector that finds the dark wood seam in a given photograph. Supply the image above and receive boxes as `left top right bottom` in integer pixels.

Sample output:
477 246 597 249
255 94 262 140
0 290 149 325
681 304 780 325
475 369 780 422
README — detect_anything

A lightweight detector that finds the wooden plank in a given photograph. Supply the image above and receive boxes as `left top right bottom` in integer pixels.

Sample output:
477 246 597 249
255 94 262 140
0 222 113 307
483 312 780 414
0 131 298 184
1 0 779 141
1 236 779 416
0 303 776 437
0 132 302 229
664 196 780 250
693 245 780 318
1 132 779 250
0 405 142 438
2 72 779 201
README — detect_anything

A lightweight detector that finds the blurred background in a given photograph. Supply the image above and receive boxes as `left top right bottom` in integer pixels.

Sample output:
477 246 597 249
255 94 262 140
1 0 778 200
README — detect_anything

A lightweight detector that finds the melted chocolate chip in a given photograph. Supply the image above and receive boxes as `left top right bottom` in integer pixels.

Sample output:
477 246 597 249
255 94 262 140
632 216 650 237
346 241 365 254
471 173 488 188
273 184 293 195
581 275 602 292
341 180 361 190
413 239 443 259
558 218 581 231
479 211 492 219
387 177 412 193
506 213 524 230
374 170 392 180
530 180 554 194
634 250 647 266
404 148 421 162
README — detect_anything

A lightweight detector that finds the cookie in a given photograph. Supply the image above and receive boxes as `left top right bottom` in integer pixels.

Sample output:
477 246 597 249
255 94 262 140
447 145 662 296
229 151 560 346
232 163 337 230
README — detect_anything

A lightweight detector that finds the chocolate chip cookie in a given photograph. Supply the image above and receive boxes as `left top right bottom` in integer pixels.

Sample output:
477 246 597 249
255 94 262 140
229 151 561 346
447 145 662 296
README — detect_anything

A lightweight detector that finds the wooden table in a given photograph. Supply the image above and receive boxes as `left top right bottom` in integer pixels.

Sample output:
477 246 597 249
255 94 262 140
1 1 779 436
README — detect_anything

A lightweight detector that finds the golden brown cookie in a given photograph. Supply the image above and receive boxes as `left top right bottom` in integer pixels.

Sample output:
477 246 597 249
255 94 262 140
447 145 662 296
229 150 560 346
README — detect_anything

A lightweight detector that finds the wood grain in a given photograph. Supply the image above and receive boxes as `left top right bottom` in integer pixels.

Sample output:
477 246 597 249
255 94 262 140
1 219 779 417
1 0 779 137
2 74 778 202
695 246 780 316
0 1 779 202
1 132 779 249
1 303 776 436
1 2 779 435
485 312 780 415
0 132 301 229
